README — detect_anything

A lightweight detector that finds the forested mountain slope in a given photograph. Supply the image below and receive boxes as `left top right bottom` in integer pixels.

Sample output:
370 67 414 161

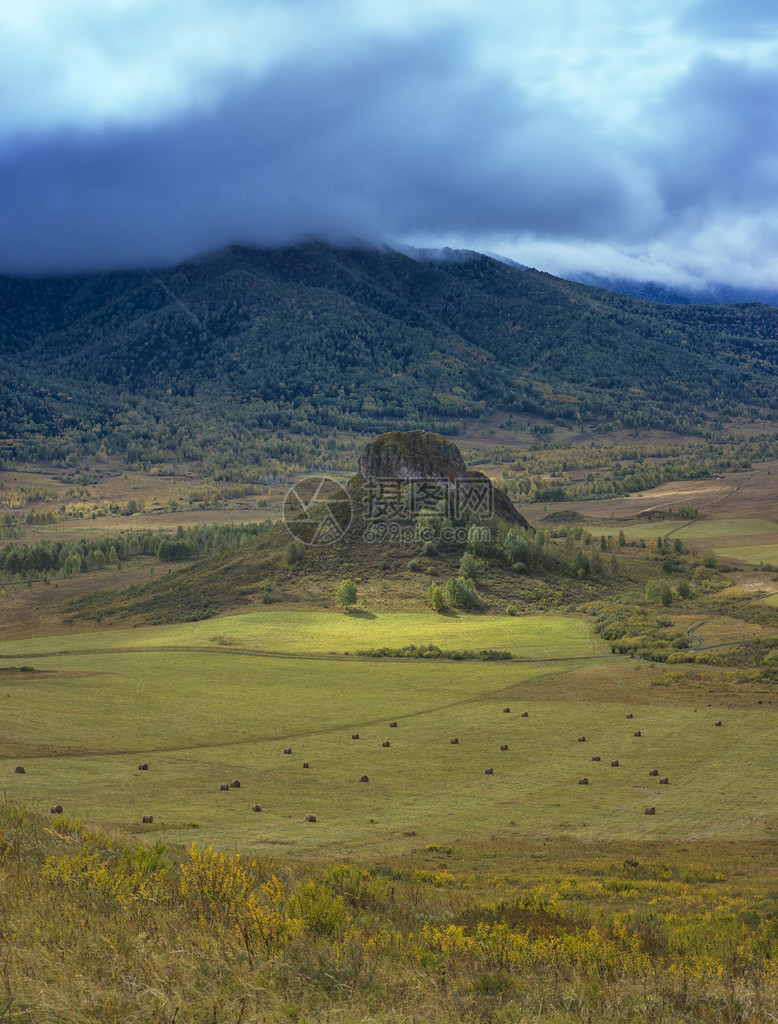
2 241 778 469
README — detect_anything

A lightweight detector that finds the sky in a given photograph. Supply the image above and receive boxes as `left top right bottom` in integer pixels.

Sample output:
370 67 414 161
1 0 777 287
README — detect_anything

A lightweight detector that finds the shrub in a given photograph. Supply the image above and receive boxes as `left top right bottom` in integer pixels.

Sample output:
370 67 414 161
428 582 446 613
283 540 305 565
459 552 479 580
444 575 481 609
467 524 492 557
335 579 357 610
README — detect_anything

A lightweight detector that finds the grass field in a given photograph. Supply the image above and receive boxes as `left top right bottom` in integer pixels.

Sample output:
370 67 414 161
3 610 776 855
4 454 778 1022
0 608 596 658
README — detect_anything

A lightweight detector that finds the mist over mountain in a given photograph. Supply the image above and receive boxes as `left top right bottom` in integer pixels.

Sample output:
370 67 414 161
569 273 778 308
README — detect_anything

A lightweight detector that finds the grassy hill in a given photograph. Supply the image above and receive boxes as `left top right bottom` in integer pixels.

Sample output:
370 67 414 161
3 241 778 478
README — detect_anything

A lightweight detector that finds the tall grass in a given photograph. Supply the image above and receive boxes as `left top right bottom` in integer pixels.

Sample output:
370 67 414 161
2 800 776 1023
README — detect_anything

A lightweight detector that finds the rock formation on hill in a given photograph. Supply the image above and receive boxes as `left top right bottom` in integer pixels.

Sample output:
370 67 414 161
355 430 530 529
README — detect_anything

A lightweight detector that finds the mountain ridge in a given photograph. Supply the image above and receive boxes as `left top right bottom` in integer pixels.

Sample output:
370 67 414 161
2 240 778 471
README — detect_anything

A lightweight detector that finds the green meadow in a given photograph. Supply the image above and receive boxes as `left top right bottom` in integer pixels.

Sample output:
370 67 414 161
3 610 776 856
0 608 595 658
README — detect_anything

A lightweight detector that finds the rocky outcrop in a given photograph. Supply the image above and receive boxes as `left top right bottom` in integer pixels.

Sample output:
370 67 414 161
355 430 530 528
358 431 467 484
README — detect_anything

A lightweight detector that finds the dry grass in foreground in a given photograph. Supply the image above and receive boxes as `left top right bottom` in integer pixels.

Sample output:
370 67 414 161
2 800 777 1024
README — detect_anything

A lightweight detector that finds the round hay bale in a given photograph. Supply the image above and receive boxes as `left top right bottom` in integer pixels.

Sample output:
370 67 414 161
578 777 588 785
142 814 153 824
645 806 655 815
352 733 360 740
251 804 262 812
610 760 620 767
302 761 310 768
283 747 292 754
500 744 509 751
219 783 230 791
591 755 601 762
626 713 634 719
633 730 642 737
714 720 723 726
230 779 240 788
502 707 511 713
659 776 669 785
304 813 317 822
14 766 25 774
484 767 494 775
359 774 369 783
578 735 586 742
138 763 148 771
521 711 529 718
49 805 63 814
450 738 459 744
389 721 398 727
648 769 659 777
381 740 391 747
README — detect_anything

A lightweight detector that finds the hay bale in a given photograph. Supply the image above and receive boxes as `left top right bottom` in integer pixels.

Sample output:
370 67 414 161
450 738 459 744
500 744 509 751
714 720 723 727
521 711 529 718
50 805 63 814
382 740 391 747
390 721 398 727
648 769 659 777
302 761 310 768
644 806 655 815
352 733 360 740
659 776 669 785
230 780 240 788
591 756 601 762
14 766 25 774
484 767 494 775
138 763 148 771
220 783 230 791
578 735 586 742
610 760 620 767
251 804 262 812
633 730 642 737
578 777 588 785
142 814 153 824
626 713 634 719
359 774 369 783
502 707 511 713
304 813 317 822
283 748 292 754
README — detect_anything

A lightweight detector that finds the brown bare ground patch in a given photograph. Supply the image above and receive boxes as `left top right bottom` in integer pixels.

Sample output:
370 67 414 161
0 560 186 641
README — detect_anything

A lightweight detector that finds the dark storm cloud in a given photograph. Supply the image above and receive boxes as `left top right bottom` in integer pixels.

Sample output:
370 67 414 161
648 57 778 213
0 31 658 274
1 7 777 286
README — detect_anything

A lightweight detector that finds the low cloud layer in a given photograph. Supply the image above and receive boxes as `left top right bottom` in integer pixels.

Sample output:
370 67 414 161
1 1 777 286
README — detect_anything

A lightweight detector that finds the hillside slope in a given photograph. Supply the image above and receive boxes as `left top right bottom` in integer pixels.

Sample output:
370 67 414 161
3 242 778 468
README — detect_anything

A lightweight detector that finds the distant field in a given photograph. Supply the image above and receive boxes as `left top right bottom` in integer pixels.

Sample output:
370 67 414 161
617 517 778 565
3 610 776 855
